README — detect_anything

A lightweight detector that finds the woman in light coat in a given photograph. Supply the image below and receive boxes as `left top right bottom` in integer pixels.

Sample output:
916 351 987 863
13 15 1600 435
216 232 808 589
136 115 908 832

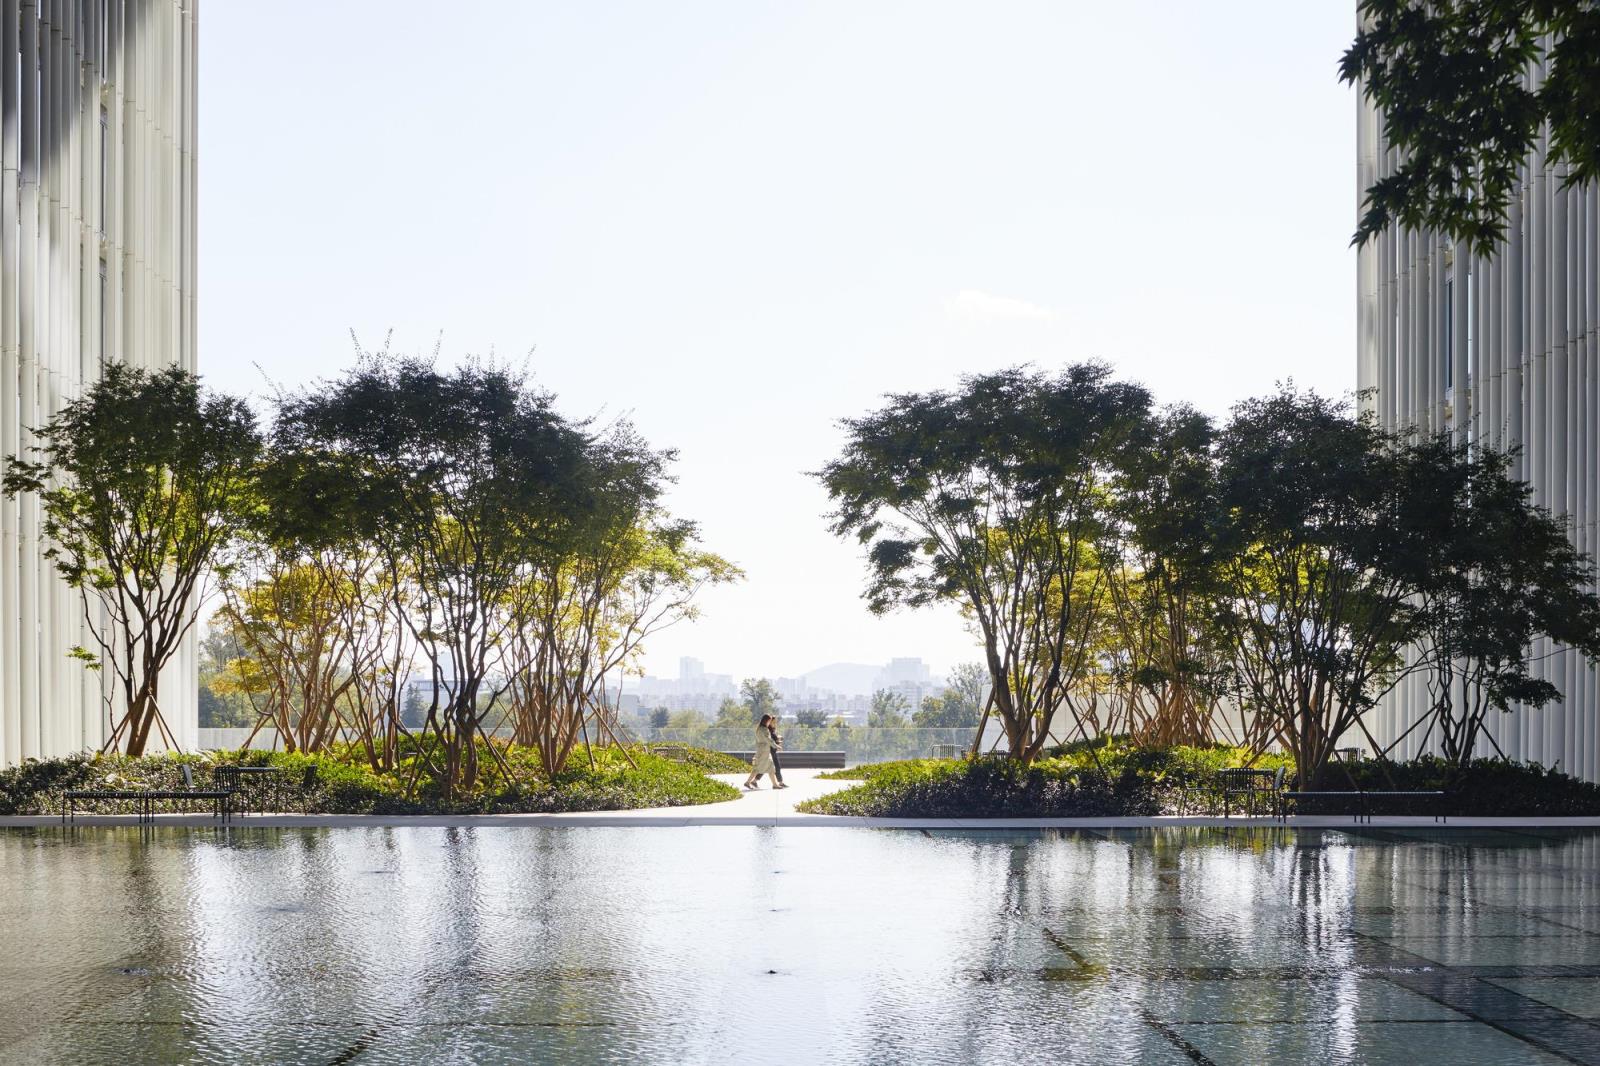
743 714 787 790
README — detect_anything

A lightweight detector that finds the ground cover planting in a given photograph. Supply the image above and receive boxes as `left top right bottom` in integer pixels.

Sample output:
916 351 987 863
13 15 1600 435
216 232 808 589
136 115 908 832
0 744 741 816
800 742 1600 818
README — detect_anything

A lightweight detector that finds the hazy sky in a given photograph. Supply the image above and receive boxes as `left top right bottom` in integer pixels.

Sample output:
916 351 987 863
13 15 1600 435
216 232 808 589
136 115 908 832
200 1 1357 683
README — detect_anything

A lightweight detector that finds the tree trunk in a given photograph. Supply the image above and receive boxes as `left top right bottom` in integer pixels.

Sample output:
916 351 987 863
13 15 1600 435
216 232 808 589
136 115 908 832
122 688 150 756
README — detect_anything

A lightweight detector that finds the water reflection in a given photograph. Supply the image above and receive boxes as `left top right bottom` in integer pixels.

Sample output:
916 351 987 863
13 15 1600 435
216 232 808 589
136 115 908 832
1 827 1597 1065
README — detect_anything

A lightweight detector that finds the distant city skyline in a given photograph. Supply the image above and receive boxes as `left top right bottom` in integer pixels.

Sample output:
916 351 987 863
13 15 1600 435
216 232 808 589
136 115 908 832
630 654 951 698
619 655 951 724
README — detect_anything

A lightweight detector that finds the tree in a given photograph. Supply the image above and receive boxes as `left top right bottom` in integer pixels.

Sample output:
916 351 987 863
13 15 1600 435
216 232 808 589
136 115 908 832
819 363 1150 762
1404 437 1600 768
869 688 909 727
740 678 782 722
1341 1 1600 253
649 707 671 730
216 556 361 755
913 662 987 728
198 626 254 729
402 686 428 728
1100 406 1235 748
249 416 416 770
1211 389 1434 789
2 364 261 755
794 709 830 728
500 424 738 775
273 353 589 798
715 698 750 727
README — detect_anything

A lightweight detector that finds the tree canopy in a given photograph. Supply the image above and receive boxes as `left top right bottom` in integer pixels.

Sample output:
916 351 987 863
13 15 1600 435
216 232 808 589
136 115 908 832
823 365 1600 783
1342 0 1600 253
819 363 1151 762
264 352 737 792
2 364 261 755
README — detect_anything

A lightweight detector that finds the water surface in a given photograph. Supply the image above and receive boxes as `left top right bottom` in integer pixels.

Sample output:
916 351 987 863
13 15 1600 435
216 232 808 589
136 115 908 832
2 826 1598 1064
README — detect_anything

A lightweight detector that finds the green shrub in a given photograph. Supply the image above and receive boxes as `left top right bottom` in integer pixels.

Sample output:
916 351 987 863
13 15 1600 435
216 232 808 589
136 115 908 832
797 743 1600 819
636 743 749 774
0 743 741 816
1326 755 1600 816
0 751 228 815
799 755 1163 817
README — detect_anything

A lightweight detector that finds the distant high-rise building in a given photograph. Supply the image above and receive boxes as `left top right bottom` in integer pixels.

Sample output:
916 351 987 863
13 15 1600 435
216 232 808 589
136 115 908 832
880 657 933 685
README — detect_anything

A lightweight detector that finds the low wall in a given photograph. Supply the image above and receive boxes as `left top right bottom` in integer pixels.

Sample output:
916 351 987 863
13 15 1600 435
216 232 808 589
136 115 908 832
197 727 282 752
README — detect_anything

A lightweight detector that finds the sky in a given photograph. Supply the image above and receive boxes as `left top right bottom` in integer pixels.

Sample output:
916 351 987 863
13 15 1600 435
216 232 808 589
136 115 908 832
199 1 1358 684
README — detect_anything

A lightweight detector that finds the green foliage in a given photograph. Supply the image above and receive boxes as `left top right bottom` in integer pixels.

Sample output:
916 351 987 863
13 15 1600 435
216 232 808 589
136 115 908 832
1212 389 1427 786
739 678 782 721
868 689 909 727
1341 1 1600 254
801 744 1600 818
269 352 738 787
0 753 101 812
639 743 749 773
714 698 751 727
198 683 254 729
1406 438 1600 767
818 363 1152 762
1100 407 1233 747
491 751 739 813
0 745 740 816
272 354 591 794
822 368 1600 787
0 364 262 755
1324 755 1600 817
198 626 256 728
798 754 1163 818
913 663 986 728
806 741 1293 815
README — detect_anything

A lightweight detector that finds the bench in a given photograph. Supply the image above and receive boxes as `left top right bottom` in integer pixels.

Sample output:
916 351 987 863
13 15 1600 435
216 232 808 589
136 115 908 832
1219 766 1285 817
1279 790 1447 824
64 765 234 824
212 765 284 815
719 750 847 769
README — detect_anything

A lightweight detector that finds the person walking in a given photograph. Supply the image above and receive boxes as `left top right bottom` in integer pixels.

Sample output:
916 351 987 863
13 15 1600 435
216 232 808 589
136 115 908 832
743 714 787 790
766 715 787 789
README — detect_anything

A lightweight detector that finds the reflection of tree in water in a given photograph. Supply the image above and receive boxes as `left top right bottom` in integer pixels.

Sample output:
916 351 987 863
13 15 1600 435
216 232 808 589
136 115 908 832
15 827 1600 1062
847 832 1151 1061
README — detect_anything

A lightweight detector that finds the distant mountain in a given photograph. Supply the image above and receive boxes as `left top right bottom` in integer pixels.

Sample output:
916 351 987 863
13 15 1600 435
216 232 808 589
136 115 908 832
800 662 883 697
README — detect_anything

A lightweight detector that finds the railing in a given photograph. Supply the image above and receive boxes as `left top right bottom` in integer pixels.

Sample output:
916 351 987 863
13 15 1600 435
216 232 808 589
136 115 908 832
197 724 1005 766
642 726 1005 766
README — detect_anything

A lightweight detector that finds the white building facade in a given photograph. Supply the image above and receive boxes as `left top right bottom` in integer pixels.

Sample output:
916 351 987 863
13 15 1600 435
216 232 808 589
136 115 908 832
1355 74 1600 780
0 0 199 763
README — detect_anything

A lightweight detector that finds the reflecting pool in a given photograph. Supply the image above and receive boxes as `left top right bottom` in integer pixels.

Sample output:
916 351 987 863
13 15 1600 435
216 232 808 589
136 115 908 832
1 827 1598 1064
